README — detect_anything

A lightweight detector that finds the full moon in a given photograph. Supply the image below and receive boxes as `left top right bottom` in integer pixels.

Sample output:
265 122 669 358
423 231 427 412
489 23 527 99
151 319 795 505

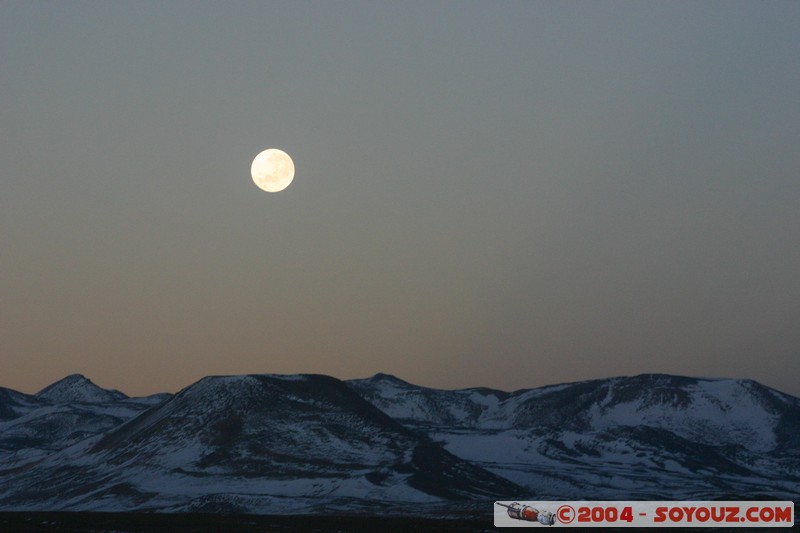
251 148 295 192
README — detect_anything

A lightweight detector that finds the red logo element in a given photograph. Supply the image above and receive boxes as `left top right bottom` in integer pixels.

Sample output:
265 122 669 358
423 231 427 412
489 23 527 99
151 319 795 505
557 505 575 524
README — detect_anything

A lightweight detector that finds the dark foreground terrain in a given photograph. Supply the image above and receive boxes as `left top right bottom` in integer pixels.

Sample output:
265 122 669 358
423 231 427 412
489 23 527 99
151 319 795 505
7 510 796 532
0 512 494 533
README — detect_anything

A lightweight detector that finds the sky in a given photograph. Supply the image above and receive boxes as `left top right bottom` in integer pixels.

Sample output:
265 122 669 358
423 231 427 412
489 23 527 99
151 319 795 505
2 1 799 397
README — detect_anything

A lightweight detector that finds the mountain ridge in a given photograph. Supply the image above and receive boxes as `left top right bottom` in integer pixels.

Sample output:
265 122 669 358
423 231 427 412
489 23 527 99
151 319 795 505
2 372 798 513
349 372 800 500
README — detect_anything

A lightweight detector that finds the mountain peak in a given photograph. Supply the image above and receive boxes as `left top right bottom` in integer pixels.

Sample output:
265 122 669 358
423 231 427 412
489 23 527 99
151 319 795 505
59 373 91 383
36 374 127 403
367 373 414 386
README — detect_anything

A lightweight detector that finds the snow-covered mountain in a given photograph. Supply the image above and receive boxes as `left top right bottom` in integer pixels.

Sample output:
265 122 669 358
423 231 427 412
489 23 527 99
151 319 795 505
1 372 798 514
349 373 800 500
36 374 128 404
0 375 172 469
0 374 520 514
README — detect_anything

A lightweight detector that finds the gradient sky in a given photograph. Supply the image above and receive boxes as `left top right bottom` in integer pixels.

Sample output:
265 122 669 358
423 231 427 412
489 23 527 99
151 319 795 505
2 2 799 397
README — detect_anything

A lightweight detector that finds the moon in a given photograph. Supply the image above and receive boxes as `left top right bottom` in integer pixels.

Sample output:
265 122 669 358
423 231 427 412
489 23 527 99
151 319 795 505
251 148 295 192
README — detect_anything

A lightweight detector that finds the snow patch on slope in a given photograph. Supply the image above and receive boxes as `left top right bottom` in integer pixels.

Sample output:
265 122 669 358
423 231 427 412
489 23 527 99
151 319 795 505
588 379 779 451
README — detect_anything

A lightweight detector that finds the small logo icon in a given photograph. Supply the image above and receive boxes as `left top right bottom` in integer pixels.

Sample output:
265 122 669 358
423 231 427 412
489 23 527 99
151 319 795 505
496 501 556 526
